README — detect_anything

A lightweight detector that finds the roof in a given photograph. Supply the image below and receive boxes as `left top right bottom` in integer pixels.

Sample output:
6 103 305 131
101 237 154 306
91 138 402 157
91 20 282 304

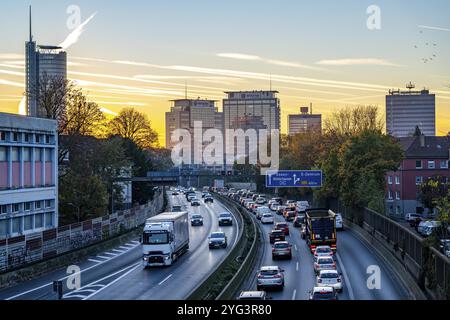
398 135 450 158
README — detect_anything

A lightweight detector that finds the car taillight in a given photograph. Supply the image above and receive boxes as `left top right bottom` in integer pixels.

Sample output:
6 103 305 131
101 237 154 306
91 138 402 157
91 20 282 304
273 274 281 278
257 274 263 279
314 263 318 268
333 263 336 268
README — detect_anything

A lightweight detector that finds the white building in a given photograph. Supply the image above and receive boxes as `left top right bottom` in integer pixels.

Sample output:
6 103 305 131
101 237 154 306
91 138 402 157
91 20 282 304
0 112 58 239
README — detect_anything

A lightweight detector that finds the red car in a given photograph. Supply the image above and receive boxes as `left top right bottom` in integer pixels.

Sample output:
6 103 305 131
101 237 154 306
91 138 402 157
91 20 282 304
275 222 290 236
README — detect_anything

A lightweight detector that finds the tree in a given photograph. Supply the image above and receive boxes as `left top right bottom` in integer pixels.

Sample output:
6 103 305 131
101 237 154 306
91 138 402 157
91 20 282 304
109 108 159 149
420 177 449 213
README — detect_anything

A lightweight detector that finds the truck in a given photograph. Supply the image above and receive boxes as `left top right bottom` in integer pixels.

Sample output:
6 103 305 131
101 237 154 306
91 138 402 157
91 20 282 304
214 179 225 189
305 208 337 253
142 211 189 267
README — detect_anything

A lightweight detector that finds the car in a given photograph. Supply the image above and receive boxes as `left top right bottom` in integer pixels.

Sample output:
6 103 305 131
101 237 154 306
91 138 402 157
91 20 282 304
335 213 344 230
276 205 287 216
405 213 422 222
309 286 338 300
256 206 271 220
293 215 305 228
172 191 179 196
316 270 343 293
271 197 283 205
269 230 286 244
256 266 285 291
275 222 290 236
283 208 296 222
191 199 201 206
440 239 450 258
255 197 267 205
421 221 441 237
208 232 227 249
301 224 307 239
314 256 336 274
237 291 271 300
191 214 204 226
172 205 182 212
417 220 430 234
204 196 214 203
187 195 196 202
218 212 233 226
201 192 208 198
272 241 292 260
286 200 296 207
314 245 334 259
261 213 274 224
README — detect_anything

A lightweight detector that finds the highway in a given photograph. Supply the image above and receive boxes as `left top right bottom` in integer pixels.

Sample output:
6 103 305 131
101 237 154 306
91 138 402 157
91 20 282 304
237 203 410 300
0 192 239 300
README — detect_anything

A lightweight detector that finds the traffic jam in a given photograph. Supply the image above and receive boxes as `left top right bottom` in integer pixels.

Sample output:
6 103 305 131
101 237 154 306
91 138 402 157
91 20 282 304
217 188 345 301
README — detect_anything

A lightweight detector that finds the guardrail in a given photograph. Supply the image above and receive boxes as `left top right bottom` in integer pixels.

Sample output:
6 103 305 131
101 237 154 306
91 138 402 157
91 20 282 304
186 193 258 300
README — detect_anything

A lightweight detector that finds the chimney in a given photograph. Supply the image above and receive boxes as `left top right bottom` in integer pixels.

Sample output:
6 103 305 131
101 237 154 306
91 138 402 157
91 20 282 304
420 135 425 147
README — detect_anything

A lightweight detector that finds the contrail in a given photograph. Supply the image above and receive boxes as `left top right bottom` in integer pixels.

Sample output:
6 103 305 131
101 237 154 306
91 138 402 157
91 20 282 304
418 25 450 32
59 12 97 50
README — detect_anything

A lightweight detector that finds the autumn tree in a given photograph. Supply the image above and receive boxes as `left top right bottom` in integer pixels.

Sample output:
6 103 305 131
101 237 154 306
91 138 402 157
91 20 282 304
109 108 159 149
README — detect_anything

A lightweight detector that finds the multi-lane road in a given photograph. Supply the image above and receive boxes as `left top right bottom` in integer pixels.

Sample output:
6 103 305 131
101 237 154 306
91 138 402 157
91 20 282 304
239 202 409 300
0 192 239 300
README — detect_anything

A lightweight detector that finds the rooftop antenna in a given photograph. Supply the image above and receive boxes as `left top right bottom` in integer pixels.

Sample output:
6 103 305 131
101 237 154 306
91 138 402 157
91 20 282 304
406 81 415 91
29 5 33 42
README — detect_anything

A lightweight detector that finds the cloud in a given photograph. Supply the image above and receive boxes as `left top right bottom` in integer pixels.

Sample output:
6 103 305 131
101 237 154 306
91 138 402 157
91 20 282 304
0 78 24 88
316 58 402 67
0 69 25 77
217 52 323 70
418 25 450 32
0 63 24 70
59 13 97 50
0 54 24 60
95 101 147 106
18 97 26 115
99 107 118 116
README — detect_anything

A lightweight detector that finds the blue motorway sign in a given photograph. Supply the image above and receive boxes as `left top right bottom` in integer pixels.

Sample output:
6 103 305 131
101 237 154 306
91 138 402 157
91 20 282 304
266 170 323 188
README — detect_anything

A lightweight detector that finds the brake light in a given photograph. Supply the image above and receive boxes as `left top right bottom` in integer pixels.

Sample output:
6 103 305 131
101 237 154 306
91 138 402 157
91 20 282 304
257 274 263 279
273 274 281 279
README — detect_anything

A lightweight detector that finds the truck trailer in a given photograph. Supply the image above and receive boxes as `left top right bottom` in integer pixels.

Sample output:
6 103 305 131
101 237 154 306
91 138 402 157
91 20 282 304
142 211 189 267
305 208 337 253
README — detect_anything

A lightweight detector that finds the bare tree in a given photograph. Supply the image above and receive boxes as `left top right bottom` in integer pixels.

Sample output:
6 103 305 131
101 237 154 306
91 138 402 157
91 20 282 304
324 105 384 137
108 108 159 149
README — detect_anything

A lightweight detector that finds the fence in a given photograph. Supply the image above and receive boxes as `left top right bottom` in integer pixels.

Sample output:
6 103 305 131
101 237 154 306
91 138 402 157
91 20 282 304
0 191 164 273
330 198 450 299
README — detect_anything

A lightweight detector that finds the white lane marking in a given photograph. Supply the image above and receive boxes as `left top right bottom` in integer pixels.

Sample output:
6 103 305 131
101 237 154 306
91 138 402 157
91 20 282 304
296 262 299 272
96 255 111 260
131 240 140 244
119 246 131 250
112 249 125 254
294 245 298 251
82 263 141 300
158 274 173 286
292 289 297 300
88 259 103 264
65 294 90 299
103 252 117 257
5 243 140 300
336 253 355 300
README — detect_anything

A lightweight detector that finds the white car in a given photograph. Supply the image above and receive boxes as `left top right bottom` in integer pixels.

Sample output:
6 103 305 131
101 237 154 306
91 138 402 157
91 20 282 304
256 206 271 220
261 213 274 224
255 197 267 205
405 213 421 222
335 213 344 230
314 256 336 274
316 270 343 293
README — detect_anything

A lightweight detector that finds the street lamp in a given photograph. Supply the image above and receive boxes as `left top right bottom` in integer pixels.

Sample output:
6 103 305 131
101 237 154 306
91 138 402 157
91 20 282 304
67 203 80 223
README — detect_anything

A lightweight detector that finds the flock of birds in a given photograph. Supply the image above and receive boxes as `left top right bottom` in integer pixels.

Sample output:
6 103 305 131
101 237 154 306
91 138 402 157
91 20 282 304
415 30 439 64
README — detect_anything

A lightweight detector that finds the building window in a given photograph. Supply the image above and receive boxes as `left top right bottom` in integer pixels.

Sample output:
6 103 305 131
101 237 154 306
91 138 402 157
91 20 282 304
416 160 423 169
12 132 19 142
0 220 6 237
428 161 435 169
45 200 52 208
35 201 42 210
416 176 423 185
396 191 401 200
388 176 393 185
24 215 33 231
24 202 31 211
13 203 20 213
12 217 21 233
0 147 7 162
45 213 53 227
0 131 5 141
23 148 31 162
440 160 449 169
395 176 400 185
24 133 30 143
35 135 41 143
11 147 19 162
388 190 393 200
35 214 43 228
0 205 8 214
46 135 51 144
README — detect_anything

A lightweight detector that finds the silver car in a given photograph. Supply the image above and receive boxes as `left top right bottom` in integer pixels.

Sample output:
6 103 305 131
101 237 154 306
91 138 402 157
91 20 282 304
256 266 285 291
316 270 343 293
314 256 336 274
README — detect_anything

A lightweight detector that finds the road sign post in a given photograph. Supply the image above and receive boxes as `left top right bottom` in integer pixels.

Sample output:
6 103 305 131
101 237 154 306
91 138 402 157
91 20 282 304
266 170 323 188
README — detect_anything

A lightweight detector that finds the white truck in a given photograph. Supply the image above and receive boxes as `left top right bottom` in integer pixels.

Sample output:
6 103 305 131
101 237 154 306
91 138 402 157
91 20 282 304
142 211 189 267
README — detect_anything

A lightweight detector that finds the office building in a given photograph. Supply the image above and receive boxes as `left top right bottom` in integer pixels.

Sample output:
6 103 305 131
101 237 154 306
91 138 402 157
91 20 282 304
288 106 322 135
223 91 281 132
165 99 224 169
0 112 58 239
26 8 67 118
386 84 436 137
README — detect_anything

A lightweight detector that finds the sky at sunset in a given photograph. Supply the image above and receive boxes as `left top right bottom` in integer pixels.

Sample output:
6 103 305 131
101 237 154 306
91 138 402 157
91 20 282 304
0 0 450 146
